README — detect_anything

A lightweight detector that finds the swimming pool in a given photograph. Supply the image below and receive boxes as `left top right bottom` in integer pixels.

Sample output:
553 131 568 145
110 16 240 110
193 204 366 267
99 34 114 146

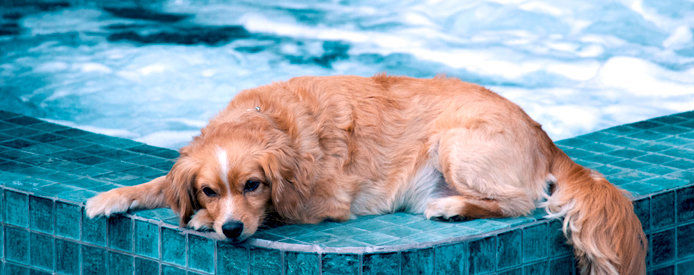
1 0 692 149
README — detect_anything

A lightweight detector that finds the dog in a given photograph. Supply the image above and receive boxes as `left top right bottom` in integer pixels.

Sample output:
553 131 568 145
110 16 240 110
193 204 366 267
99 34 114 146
86 75 646 274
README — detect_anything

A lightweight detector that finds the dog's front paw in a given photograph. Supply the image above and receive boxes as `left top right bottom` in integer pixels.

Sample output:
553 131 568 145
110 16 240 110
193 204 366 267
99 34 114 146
424 197 464 220
85 190 134 218
188 209 214 231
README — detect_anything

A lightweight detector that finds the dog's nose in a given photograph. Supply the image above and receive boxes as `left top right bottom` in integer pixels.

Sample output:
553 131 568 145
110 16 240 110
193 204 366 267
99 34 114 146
222 221 244 239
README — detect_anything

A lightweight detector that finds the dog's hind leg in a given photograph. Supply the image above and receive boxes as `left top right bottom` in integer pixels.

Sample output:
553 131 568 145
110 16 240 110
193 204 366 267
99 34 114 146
425 125 547 220
86 176 168 218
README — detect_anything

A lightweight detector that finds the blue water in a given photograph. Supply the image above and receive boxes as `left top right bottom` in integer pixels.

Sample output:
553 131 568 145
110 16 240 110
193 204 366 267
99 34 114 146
1 0 693 149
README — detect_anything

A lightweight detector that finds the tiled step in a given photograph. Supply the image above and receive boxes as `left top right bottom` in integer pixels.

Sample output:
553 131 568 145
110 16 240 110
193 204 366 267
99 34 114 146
0 109 693 274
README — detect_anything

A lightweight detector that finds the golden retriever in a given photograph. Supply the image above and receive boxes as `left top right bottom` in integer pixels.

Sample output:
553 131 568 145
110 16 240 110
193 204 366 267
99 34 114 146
86 75 646 274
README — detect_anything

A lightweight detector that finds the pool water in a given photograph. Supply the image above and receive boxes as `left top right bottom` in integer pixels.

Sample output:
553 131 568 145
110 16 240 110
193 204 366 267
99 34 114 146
1 0 693 149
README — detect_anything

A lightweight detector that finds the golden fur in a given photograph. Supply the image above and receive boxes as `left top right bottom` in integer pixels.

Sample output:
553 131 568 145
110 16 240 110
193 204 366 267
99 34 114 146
86 75 646 274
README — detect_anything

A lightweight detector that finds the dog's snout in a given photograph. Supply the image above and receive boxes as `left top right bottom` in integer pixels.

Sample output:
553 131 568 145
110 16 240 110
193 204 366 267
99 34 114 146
222 221 244 239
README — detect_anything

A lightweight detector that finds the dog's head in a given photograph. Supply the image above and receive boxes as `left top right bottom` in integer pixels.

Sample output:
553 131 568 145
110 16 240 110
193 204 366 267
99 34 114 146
163 120 310 242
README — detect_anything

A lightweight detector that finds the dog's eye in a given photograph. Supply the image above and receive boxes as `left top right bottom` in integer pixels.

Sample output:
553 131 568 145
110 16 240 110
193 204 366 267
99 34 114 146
202 187 217 197
244 180 261 192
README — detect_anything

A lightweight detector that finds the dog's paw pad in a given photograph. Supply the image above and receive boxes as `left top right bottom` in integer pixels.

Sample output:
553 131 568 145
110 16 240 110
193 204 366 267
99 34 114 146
188 210 213 231
425 197 465 220
85 191 131 218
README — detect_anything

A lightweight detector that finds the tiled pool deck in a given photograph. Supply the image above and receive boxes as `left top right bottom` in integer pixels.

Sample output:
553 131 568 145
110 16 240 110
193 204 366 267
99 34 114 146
0 109 693 274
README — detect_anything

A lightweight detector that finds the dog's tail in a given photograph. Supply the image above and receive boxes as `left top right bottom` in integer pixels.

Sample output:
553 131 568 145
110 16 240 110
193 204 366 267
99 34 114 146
543 149 647 274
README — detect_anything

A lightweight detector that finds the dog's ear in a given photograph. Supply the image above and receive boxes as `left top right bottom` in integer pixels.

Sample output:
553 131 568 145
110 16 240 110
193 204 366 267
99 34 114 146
164 155 200 227
259 147 311 222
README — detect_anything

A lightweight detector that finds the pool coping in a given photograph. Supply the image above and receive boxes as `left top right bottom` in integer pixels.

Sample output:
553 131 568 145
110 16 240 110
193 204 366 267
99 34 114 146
1 109 694 274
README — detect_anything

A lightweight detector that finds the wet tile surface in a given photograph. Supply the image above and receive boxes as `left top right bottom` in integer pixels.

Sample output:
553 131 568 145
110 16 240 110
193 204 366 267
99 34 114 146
0 109 693 273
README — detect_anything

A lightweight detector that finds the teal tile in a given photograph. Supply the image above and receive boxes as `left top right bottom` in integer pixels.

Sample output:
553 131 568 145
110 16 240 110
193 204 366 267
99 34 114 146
108 215 133 252
188 234 215 273
677 223 694 259
82 245 107 274
22 143 65 155
54 128 93 137
523 223 548 263
124 153 167 166
639 164 679 176
626 120 664 130
56 189 97 205
607 148 648 158
406 219 454 232
55 239 79 274
321 238 370 247
661 148 694 160
498 229 522 269
652 265 674 275
0 224 3 258
639 141 671 152
362 254 400 275
468 236 495 274
29 233 54 271
251 231 284 242
549 257 574 275
321 225 369 236
250 247 282 274
619 182 661 197
459 219 509 232
549 220 572 256
161 227 186 266
524 260 548 275
218 242 248 274
636 153 678 164
26 122 69 133
643 177 689 189
107 251 133 275
499 267 523 275
659 136 694 147
93 171 141 185
652 229 675 265
652 114 688 124
162 264 187 275
134 220 159 258
55 201 81 240
663 159 694 170
633 198 651 233
127 144 179 159
121 165 166 179
651 191 675 229
437 224 483 238
434 242 468 275
345 218 394 231
402 248 434 274
285 252 319 275
135 257 159 275
555 138 590 148
82 212 107 245
322 253 359 275
5 261 30 274
29 196 53 234
0 138 39 150
677 187 694 222
610 159 651 170
6 226 29 264
132 208 177 221
6 116 43 126
678 258 694 275
0 187 3 223
293 231 340 244
5 190 28 227
377 225 421 238
350 231 398 245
